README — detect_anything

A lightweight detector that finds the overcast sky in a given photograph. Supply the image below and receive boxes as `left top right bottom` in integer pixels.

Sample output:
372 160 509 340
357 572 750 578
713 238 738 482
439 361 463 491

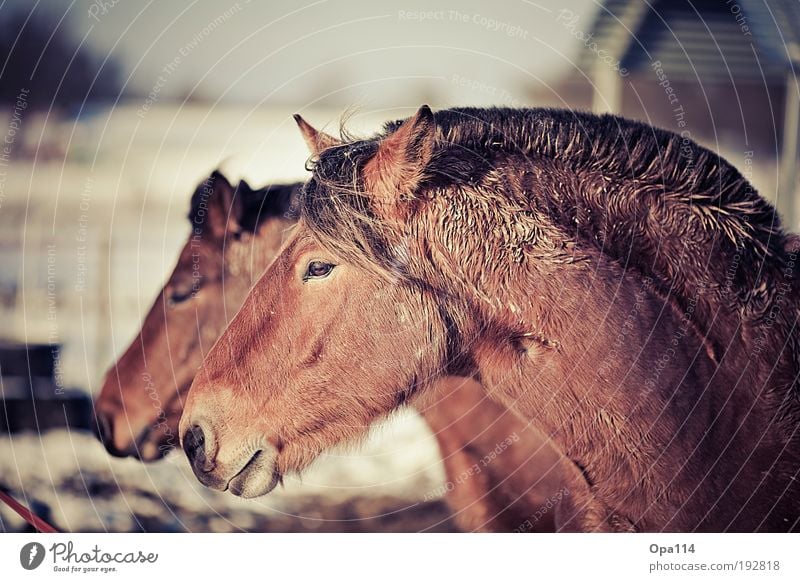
1 0 598 106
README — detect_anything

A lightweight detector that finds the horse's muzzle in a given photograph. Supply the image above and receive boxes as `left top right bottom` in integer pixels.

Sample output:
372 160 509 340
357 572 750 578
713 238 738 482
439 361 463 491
182 418 280 498
94 408 167 461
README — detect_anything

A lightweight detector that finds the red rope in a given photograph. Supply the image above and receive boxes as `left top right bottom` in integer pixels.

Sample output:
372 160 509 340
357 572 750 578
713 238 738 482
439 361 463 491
0 489 59 533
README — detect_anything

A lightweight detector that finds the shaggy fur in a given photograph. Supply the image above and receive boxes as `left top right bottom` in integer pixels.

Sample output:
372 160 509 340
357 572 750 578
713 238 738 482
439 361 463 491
305 108 782 311
298 107 800 531
304 107 799 422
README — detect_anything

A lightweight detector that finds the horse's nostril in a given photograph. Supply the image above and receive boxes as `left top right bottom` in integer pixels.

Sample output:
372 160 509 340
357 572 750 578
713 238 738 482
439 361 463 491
183 424 210 470
93 411 131 458
94 410 113 445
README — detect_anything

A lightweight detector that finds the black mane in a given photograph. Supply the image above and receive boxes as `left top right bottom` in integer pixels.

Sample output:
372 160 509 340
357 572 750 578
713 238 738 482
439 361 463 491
399 107 778 247
189 170 301 233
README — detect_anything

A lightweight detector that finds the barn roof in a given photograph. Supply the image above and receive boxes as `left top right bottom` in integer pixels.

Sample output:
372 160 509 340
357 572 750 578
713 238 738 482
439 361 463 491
579 0 800 82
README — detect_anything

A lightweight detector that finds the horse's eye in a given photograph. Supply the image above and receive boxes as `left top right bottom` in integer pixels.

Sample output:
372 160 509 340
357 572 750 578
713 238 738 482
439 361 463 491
166 283 197 307
304 260 335 281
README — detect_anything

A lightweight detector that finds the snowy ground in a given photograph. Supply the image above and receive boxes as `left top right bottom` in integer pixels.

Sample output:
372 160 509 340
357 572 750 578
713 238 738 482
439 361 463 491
0 413 453 532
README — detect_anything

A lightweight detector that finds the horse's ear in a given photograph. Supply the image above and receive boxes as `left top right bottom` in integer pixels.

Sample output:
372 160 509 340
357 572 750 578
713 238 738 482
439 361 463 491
364 105 436 219
204 171 243 238
238 179 253 195
293 114 341 155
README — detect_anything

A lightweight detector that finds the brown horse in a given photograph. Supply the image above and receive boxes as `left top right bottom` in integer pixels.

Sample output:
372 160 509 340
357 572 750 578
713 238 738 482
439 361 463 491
94 173 297 460
94 170 564 532
181 107 800 532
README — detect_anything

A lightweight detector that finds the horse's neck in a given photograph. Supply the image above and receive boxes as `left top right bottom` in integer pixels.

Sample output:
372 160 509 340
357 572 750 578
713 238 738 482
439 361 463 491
467 258 735 507
519 153 783 367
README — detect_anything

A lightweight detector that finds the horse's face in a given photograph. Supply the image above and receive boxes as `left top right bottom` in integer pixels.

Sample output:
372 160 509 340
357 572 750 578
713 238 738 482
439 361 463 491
93 240 227 460
180 223 447 497
94 174 291 461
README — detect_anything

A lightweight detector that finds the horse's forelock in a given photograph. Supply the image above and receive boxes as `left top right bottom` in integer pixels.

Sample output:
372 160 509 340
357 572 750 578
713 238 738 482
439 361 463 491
301 140 406 278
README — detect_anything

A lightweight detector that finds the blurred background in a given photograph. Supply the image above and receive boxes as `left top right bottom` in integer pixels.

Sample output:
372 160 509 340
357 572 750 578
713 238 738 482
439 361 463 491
1 0 799 532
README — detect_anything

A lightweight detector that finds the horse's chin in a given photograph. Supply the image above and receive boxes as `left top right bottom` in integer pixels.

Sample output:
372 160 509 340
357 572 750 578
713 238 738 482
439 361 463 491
227 449 281 498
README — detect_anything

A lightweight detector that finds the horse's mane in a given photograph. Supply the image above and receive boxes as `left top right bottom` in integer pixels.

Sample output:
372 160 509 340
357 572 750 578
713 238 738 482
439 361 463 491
304 108 791 340
189 170 300 233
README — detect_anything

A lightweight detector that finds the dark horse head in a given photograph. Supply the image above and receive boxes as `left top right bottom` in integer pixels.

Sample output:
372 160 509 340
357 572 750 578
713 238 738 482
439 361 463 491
182 107 799 531
94 171 298 460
